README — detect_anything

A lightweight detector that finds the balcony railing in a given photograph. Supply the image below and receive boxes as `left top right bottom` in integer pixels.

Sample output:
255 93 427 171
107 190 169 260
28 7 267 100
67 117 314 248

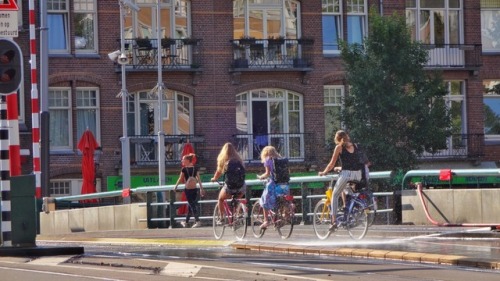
116 38 202 70
128 134 205 166
419 133 484 159
422 44 482 69
233 133 315 163
230 39 314 70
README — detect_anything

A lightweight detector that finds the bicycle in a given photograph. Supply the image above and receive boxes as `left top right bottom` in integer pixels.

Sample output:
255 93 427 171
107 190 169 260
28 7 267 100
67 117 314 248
250 183 296 239
313 180 370 240
212 182 248 241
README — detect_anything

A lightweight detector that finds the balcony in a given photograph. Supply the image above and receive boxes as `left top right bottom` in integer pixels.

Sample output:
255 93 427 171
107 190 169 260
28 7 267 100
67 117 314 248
422 44 482 71
128 134 205 167
114 38 202 72
419 134 484 160
233 133 315 163
230 39 314 71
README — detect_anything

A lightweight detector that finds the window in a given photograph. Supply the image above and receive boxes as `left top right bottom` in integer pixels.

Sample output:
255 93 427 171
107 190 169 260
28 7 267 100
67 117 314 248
406 0 462 44
126 0 190 40
50 179 101 197
322 0 367 55
49 88 72 150
48 0 69 53
324 86 344 143
483 79 500 139
74 0 97 53
445 81 466 149
235 89 304 160
481 0 500 52
49 87 100 151
127 90 193 163
233 0 300 40
76 88 100 142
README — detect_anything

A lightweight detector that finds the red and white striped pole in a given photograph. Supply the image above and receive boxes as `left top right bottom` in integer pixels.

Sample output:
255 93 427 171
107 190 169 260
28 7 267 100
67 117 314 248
6 94 20 177
29 0 41 198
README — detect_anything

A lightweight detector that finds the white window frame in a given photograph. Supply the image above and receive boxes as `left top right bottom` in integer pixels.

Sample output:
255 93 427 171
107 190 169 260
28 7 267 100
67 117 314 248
406 0 463 44
48 0 70 54
480 0 500 53
76 87 101 143
233 0 302 39
235 88 305 160
322 0 342 55
50 178 101 198
483 79 500 141
322 0 368 55
73 0 98 54
323 85 344 142
49 87 73 151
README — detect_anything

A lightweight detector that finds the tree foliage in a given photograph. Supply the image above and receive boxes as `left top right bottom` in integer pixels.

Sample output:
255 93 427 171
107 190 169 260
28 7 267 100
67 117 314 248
340 11 451 172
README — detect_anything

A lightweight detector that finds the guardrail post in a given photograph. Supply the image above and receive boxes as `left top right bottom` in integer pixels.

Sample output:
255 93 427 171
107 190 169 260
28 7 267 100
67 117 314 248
245 185 252 225
168 190 176 228
301 182 308 225
146 192 153 229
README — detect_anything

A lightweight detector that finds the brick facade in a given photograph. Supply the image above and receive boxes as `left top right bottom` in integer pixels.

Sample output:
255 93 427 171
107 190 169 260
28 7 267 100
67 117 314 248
12 0 500 193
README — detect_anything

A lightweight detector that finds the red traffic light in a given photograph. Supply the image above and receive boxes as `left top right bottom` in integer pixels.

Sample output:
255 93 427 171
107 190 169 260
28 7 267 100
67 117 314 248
0 39 23 95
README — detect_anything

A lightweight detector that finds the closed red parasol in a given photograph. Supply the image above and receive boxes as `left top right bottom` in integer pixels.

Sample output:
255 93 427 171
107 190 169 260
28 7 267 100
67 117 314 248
78 129 99 203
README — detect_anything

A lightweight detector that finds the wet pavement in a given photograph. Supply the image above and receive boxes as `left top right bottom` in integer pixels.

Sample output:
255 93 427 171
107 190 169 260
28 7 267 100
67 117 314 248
32 224 500 270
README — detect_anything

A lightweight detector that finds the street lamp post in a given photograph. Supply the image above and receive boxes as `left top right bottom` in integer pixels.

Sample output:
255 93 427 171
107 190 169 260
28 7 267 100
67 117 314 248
156 0 166 204
118 0 139 202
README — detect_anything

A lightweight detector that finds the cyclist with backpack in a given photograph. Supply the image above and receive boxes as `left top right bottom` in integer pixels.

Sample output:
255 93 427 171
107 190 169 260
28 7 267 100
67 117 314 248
210 142 246 223
257 145 289 229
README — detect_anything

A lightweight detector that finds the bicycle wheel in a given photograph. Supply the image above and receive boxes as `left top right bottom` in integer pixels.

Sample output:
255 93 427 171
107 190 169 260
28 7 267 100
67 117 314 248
212 203 226 240
276 201 295 239
313 199 332 240
233 202 248 240
250 201 266 238
346 201 369 240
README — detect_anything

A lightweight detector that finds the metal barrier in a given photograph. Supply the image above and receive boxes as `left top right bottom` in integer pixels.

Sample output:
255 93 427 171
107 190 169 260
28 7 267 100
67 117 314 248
132 171 394 227
48 172 394 227
401 169 500 189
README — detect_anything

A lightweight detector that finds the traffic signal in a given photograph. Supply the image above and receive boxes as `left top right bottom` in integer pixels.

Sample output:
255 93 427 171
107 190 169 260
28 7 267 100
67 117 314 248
0 39 23 95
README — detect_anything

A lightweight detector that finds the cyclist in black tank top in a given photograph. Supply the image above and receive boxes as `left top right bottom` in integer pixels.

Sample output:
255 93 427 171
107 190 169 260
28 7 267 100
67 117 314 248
318 130 363 230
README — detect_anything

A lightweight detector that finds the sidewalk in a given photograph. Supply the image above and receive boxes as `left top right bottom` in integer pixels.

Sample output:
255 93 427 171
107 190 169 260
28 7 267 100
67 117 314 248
34 224 500 270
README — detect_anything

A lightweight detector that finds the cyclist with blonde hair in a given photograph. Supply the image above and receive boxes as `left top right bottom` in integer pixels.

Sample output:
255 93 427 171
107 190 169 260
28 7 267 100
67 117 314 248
211 142 246 223
257 145 281 229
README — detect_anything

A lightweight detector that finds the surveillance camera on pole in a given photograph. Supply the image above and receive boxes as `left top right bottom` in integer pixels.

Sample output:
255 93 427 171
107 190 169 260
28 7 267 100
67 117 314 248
0 39 23 95
108 50 121 62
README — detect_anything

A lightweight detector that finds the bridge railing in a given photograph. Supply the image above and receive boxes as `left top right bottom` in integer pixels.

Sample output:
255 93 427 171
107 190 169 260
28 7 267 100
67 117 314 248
49 171 395 227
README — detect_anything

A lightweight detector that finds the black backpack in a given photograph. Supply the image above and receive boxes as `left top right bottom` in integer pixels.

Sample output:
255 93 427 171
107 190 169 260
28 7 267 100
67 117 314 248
272 158 290 184
224 159 246 189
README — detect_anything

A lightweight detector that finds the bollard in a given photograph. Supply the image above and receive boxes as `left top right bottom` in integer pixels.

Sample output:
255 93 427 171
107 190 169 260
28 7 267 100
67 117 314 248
41 197 55 214
301 182 308 225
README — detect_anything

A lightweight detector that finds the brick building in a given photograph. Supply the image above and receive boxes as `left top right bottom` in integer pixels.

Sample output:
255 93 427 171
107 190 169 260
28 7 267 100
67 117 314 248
11 0 500 196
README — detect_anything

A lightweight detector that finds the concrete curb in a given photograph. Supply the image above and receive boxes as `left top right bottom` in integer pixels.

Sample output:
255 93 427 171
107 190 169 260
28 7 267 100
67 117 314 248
230 242 500 270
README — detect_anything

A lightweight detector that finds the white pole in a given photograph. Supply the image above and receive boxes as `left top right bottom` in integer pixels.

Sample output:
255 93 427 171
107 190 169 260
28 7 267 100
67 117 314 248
119 1 131 202
156 0 166 201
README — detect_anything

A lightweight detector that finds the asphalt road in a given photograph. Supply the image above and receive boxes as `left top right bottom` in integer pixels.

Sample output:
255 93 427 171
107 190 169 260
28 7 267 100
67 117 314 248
0 224 499 280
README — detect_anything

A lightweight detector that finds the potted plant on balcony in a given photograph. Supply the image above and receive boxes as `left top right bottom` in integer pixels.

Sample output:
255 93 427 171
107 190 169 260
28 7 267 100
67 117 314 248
239 36 256 45
182 37 199 45
161 37 176 48
233 57 249 68
268 35 285 46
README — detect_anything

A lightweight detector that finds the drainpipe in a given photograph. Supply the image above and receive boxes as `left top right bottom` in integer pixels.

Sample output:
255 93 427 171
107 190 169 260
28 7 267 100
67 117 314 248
380 0 383 15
